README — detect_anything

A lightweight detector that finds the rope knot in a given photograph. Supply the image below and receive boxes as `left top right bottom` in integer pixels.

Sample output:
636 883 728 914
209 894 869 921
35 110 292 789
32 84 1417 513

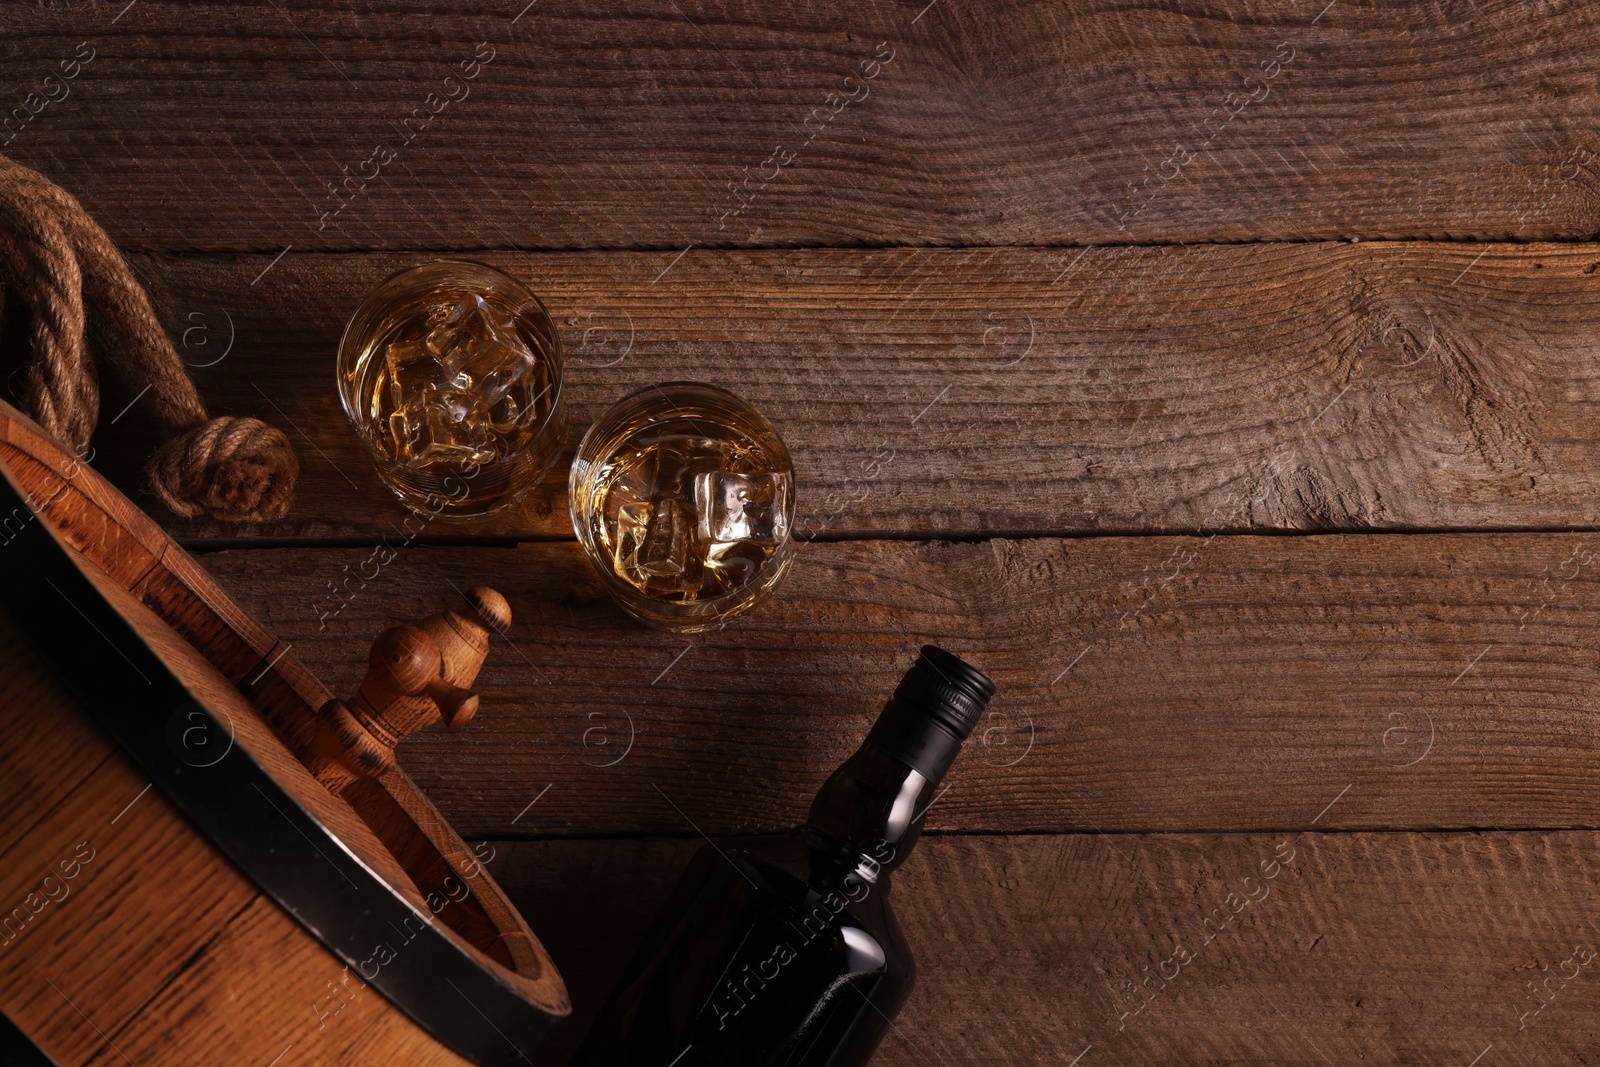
148 415 298 522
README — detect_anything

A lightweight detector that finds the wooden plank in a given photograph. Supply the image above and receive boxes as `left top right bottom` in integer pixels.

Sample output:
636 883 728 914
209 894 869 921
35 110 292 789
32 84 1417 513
84 243 1600 544
0 612 114 859
200 533 1600 837
85 894 473 1067
490 831 1600 1066
4 2 1600 250
0 726 258 1066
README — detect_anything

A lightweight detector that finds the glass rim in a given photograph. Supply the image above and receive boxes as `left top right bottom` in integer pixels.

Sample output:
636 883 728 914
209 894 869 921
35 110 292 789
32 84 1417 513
335 257 566 451
571 379 791 459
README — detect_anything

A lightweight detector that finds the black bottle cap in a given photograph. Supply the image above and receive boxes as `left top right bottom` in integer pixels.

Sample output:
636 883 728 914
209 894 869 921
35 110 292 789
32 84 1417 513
866 646 996 782
896 645 996 740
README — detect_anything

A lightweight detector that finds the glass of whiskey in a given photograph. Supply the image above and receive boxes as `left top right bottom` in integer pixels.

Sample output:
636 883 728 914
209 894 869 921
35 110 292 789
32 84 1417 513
337 260 565 519
570 382 796 631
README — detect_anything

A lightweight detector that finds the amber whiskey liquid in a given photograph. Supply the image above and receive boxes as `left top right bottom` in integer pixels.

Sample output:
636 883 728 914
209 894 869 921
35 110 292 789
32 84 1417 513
338 261 565 518
570 383 795 630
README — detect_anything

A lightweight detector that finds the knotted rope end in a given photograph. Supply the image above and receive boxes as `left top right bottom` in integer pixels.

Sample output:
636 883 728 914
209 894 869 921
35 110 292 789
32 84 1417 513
147 415 299 523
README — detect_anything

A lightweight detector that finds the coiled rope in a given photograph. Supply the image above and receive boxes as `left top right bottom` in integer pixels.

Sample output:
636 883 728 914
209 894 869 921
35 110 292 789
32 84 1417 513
0 154 297 521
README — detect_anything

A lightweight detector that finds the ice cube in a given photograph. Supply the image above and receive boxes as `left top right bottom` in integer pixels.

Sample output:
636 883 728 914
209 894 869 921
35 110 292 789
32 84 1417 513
389 385 496 468
612 501 653 590
596 446 658 524
422 301 470 359
424 295 538 404
614 497 702 592
384 338 438 411
638 496 690 577
386 408 413 456
488 392 522 435
703 540 762 593
693 471 789 544
449 330 539 404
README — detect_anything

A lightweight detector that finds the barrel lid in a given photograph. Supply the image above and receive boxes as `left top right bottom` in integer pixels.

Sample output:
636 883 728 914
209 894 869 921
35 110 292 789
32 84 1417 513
0 455 565 1066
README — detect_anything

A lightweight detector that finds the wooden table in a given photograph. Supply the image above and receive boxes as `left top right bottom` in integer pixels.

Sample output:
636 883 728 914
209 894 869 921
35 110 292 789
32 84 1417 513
7 1 1600 1062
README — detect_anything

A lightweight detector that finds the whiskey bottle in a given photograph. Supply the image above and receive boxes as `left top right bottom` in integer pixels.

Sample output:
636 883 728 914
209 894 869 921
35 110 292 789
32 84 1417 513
572 645 996 1067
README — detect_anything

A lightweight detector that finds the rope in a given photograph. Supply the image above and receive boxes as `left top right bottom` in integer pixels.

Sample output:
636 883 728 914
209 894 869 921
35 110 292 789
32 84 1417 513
0 154 298 522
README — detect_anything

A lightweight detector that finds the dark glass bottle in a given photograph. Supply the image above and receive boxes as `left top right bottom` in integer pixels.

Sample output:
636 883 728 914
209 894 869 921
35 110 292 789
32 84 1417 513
572 646 996 1067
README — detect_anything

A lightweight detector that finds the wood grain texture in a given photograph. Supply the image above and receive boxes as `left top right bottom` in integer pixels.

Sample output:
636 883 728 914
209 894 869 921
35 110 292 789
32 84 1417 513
200 532 1600 837
82 559 436 915
1 411 166 587
4 1 1600 250
72 243 1600 544
0 609 261 1066
2 761 259 1067
492 831 1600 1066
0 617 112 859
6 4 1599 1062
84 894 470 1067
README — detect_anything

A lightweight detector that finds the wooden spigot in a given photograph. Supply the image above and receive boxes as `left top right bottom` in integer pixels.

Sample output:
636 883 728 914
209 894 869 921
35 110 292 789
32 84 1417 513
309 585 512 793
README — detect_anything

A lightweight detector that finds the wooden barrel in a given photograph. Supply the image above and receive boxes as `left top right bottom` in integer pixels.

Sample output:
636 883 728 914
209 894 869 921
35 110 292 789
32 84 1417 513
0 400 569 1066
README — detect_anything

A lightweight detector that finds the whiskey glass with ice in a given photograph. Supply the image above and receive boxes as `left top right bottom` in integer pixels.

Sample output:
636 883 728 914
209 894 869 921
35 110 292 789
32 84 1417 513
570 383 795 631
337 261 565 519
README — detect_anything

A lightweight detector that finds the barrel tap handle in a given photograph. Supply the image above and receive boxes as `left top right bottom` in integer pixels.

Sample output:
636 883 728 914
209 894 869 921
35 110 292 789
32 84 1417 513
308 585 511 793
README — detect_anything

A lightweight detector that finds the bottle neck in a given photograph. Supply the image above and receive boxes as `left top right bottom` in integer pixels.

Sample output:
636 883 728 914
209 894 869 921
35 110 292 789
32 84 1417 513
803 646 994 884
803 698 968 879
